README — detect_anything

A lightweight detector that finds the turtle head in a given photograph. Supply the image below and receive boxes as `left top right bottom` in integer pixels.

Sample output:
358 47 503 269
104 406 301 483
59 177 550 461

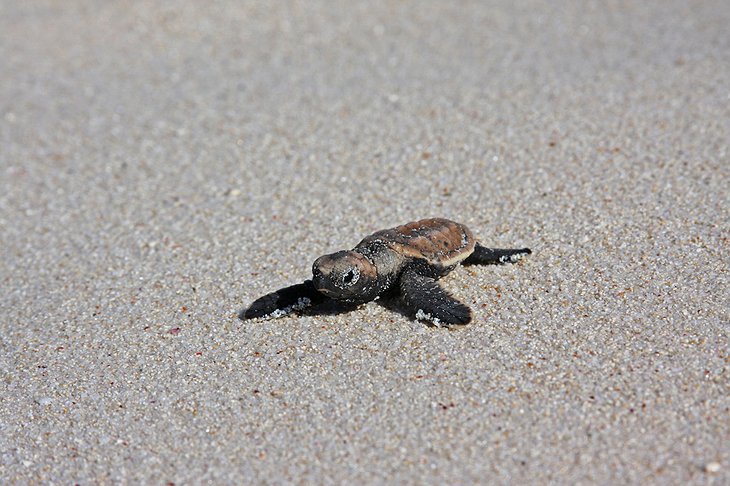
312 250 377 302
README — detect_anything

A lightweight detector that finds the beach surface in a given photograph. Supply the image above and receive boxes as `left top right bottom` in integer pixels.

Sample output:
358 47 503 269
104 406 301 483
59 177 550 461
1 1 728 483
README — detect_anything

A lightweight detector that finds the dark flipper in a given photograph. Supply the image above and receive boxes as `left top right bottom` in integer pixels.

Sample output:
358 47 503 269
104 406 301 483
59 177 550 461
399 268 472 326
464 243 532 265
241 280 327 320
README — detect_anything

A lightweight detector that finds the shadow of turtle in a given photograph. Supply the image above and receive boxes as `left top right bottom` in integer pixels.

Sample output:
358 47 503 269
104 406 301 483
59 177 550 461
303 300 362 317
307 295 438 327
373 295 412 320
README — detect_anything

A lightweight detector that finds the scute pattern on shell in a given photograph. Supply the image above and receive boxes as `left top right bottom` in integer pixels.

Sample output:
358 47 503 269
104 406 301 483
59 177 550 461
357 218 475 267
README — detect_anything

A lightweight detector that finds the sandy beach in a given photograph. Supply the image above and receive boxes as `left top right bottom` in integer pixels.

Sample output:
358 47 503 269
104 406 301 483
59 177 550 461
1 1 728 483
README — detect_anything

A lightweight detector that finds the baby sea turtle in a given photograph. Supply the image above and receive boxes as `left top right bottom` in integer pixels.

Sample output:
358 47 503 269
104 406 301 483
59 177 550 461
242 218 531 327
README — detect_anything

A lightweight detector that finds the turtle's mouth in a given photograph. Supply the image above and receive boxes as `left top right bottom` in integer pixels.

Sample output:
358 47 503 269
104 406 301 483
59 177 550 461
313 276 348 299
316 286 337 297
312 275 333 295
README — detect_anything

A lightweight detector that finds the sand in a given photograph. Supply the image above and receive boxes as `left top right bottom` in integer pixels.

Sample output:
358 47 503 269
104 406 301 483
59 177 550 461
1 1 728 484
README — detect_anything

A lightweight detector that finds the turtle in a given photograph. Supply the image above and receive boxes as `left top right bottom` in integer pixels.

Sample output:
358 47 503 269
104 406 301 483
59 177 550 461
241 218 531 327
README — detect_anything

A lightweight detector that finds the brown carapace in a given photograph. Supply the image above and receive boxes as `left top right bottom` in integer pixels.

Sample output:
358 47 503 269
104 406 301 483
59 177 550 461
242 218 531 327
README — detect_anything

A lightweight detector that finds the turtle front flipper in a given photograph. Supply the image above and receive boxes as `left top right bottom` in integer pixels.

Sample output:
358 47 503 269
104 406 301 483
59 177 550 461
241 280 327 320
464 243 532 265
399 268 472 327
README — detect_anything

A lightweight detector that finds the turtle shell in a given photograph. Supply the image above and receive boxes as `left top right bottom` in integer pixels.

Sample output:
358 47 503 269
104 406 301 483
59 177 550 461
357 218 475 268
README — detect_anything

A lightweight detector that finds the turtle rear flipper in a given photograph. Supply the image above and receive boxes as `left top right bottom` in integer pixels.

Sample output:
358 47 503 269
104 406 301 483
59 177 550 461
464 243 531 265
241 280 327 320
399 268 472 327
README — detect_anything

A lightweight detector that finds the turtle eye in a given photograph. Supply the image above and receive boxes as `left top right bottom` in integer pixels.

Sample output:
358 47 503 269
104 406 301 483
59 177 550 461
342 268 359 286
